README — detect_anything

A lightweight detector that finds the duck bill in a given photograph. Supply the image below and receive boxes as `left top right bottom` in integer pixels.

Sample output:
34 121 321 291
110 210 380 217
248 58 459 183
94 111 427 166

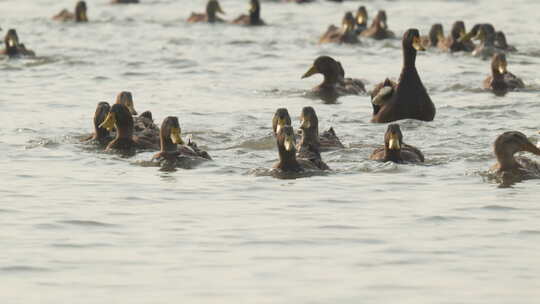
498 61 507 74
217 3 225 14
302 65 318 79
458 31 474 42
7 38 16 47
300 119 311 129
125 104 137 116
388 134 401 150
524 141 540 155
170 127 184 145
99 112 116 131
276 118 287 133
356 14 366 25
412 36 426 51
379 20 387 30
284 135 295 152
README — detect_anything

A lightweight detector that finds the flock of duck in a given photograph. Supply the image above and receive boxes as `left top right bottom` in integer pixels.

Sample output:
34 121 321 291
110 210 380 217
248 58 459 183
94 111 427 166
2 0 540 184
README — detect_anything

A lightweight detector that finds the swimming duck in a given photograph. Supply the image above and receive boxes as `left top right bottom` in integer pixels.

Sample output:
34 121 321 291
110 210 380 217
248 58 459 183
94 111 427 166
82 102 113 146
151 116 211 170
1 29 35 58
302 56 365 103
472 24 502 59
440 21 474 52
421 23 444 49
111 0 139 4
272 107 343 151
53 1 88 22
99 104 159 154
360 10 394 40
370 29 435 123
483 53 524 96
370 124 424 163
296 107 330 170
273 125 319 173
495 31 517 52
232 0 265 26
319 12 359 44
188 0 226 23
490 131 540 183
354 6 368 35
114 91 160 143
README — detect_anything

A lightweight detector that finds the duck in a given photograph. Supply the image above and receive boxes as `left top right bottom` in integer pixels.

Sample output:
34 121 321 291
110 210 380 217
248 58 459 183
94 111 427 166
472 24 502 59
1 29 35 58
490 131 540 183
273 125 320 173
98 104 159 154
111 0 139 4
483 53 524 96
296 107 331 170
440 21 474 52
370 124 424 163
272 107 343 151
495 31 517 52
232 0 265 26
421 23 444 49
114 91 160 143
302 56 365 103
53 1 88 22
81 102 113 146
354 6 368 35
188 0 226 23
151 116 211 170
360 10 394 40
370 29 435 123
319 12 360 44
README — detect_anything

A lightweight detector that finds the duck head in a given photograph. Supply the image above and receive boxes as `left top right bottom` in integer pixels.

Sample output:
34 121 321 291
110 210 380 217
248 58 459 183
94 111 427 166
429 23 444 46
384 124 404 162
459 23 482 42
93 102 111 141
160 116 184 152
372 10 388 30
302 56 341 86
491 53 508 76
272 108 292 136
402 29 425 67
494 131 540 171
99 103 134 139
342 12 356 33
473 24 496 45
276 125 300 171
115 91 137 116
355 6 368 27
75 1 88 22
4 29 20 56
450 21 467 41
206 0 225 23
299 106 320 144
495 31 509 49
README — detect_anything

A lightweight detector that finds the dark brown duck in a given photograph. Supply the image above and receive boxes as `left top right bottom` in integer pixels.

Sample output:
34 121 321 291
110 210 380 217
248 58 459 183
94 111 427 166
370 124 424 163
53 1 88 22
360 10 394 40
232 0 265 26
319 12 360 44
483 53 524 96
188 0 226 23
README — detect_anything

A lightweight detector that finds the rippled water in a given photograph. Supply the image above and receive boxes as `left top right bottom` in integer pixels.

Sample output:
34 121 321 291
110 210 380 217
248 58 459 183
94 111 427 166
2 0 540 303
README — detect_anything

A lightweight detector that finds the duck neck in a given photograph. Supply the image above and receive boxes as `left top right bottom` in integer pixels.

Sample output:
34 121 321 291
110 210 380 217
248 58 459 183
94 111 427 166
496 150 520 171
94 126 110 141
402 46 417 70
321 71 339 87
249 6 260 24
160 129 177 153
300 126 320 149
278 145 300 171
207 8 217 23
115 114 134 140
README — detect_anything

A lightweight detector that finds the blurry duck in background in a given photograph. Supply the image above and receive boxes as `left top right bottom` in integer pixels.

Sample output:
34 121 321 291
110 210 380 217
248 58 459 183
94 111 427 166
370 29 435 123
233 0 265 26
440 21 474 52
151 116 211 170
483 53 524 96
490 131 540 185
1 29 35 58
82 102 113 146
273 125 320 173
354 6 368 35
188 0 226 23
99 104 159 154
421 23 444 49
472 24 501 59
53 1 88 22
370 124 424 163
495 31 517 52
302 56 365 103
319 12 360 44
360 10 394 40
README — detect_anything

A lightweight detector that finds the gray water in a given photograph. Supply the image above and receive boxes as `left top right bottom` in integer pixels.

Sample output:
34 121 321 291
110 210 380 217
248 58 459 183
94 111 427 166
2 0 540 303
